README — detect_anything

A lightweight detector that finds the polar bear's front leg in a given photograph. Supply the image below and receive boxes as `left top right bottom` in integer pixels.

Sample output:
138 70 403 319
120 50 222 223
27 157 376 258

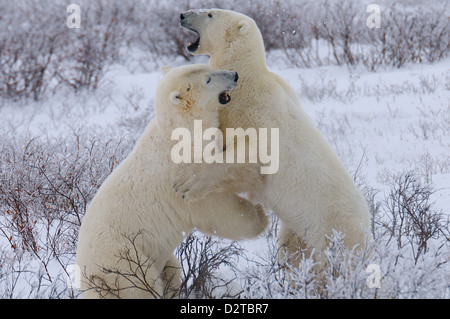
188 193 268 240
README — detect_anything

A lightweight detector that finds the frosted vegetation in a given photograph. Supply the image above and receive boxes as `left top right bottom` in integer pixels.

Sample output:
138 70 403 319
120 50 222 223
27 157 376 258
0 0 449 298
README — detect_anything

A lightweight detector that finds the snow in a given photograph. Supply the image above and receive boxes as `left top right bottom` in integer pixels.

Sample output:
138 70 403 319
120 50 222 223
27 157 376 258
1 9 449 297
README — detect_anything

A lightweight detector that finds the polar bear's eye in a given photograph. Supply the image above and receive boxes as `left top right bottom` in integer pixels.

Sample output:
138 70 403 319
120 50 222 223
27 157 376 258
208 13 213 18
206 77 211 84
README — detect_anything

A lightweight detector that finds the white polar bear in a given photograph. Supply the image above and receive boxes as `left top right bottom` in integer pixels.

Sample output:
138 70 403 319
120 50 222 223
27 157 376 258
176 9 370 271
75 64 268 298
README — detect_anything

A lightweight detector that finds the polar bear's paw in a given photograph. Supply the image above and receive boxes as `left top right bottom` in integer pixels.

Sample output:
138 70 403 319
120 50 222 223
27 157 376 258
173 164 214 200
173 162 260 200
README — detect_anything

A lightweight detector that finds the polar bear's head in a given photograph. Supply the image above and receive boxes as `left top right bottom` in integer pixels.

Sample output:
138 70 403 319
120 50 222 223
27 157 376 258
155 64 238 131
180 9 262 59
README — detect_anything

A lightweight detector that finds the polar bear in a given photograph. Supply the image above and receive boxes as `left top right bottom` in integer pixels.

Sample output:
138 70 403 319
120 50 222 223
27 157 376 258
176 9 370 271
75 64 268 298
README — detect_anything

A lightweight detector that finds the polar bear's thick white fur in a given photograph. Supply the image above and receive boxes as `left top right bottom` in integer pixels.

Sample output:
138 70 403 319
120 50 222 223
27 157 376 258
75 64 268 298
177 9 370 270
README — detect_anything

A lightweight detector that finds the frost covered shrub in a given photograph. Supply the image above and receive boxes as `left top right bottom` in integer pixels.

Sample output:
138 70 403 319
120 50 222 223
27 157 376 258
0 129 129 298
0 1 64 100
378 171 449 264
54 0 130 91
239 171 449 299
362 5 450 70
268 0 449 69
1 0 448 101
176 232 243 299
0 0 131 99
240 226 449 299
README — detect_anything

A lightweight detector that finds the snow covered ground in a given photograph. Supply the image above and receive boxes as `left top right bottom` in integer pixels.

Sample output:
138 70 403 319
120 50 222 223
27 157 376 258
1 47 448 297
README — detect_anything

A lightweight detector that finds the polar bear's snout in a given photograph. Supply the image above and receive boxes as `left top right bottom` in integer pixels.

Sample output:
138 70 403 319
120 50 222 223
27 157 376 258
222 70 238 88
180 10 206 53
209 70 238 88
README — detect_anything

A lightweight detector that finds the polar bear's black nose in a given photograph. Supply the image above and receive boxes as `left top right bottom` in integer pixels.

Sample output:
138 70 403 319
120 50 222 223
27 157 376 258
234 72 239 82
180 13 185 20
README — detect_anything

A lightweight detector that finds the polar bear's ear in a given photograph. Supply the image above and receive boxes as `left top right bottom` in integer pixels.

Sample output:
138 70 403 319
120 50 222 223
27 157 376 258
238 20 249 35
161 65 173 75
169 91 181 105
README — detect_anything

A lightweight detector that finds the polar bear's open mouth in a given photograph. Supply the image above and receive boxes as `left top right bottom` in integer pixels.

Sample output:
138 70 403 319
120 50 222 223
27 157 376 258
219 91 231 105
180 19 200 53
187 30 200 52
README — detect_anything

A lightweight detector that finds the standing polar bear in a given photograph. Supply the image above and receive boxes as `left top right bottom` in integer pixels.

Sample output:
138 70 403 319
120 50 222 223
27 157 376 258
75 64 268 298
176 9 370 270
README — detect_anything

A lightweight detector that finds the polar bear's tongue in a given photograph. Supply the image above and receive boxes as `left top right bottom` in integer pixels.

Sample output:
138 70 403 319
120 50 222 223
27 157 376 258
219 92 231 105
